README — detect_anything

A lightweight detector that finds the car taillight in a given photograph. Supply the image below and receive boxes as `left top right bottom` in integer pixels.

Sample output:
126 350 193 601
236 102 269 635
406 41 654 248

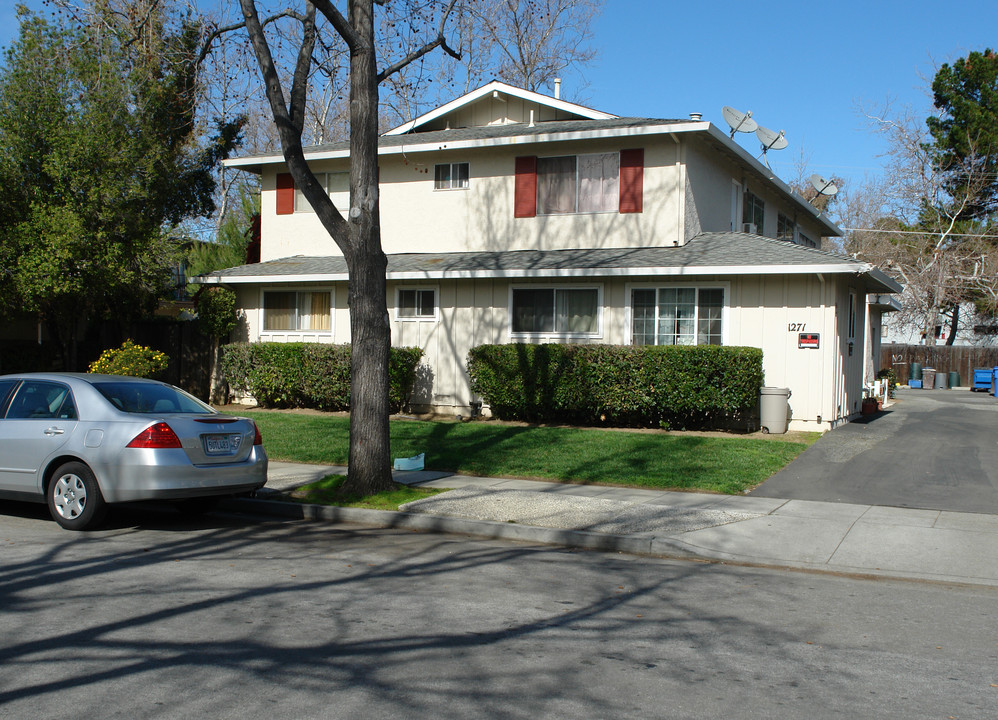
253 422 263 446
127 422 182 449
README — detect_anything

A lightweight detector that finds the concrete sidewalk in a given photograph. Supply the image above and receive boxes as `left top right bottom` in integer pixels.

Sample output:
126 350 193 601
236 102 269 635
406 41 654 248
230 461 998 588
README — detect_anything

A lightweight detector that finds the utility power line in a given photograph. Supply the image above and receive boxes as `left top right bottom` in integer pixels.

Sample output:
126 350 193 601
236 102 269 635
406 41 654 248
841 227 998 239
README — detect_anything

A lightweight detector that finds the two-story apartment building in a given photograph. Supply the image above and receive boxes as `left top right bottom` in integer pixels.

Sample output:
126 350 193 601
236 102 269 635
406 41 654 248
202 81 901 431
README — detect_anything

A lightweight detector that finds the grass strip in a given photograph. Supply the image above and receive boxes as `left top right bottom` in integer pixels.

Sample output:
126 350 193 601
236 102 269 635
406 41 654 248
287 475 445 510
243 411 818 495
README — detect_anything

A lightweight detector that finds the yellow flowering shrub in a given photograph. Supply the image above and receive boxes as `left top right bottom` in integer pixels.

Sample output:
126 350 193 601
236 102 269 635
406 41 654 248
88 340 169 378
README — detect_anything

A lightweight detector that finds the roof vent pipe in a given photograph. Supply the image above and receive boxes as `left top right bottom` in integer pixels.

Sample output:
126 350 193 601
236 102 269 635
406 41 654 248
689 112 702 121
554 78 561 99
529 109 535 127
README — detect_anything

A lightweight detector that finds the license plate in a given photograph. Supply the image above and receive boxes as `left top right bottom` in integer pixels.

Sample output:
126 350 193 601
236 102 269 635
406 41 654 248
204 434 237 455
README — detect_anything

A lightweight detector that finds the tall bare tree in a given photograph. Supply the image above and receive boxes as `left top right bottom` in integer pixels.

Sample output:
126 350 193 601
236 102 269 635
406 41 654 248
845 103 996 345
238 0 459 494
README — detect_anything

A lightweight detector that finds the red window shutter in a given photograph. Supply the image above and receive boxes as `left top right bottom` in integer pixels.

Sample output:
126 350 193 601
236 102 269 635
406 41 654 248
514 156 537 218
619 149 644 213
276 173 295 215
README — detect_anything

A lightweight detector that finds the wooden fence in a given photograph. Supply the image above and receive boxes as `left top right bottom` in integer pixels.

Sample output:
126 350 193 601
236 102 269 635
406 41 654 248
880 343 998 386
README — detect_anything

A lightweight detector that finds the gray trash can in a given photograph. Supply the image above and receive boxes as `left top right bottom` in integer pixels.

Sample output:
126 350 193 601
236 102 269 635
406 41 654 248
760 387 791 434
934 371 949 389
922 368 936 389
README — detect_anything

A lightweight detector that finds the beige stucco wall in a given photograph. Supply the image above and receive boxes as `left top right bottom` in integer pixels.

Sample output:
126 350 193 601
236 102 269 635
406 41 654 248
258 138 694 260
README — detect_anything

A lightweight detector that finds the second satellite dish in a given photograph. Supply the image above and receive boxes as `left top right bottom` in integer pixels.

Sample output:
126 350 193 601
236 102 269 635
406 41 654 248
809 173 839 197
722 106 757 138
755 126 787 168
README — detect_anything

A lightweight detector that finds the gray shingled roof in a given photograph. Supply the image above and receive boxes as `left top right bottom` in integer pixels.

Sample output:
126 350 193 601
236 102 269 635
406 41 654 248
202 232 899 292
231 117 688 162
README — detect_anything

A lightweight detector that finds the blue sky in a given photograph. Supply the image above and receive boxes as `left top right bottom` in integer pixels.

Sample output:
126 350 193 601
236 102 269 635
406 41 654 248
2 0 995 193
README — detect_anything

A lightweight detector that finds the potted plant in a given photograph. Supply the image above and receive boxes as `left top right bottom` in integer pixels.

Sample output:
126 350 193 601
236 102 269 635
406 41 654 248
861 396 880 415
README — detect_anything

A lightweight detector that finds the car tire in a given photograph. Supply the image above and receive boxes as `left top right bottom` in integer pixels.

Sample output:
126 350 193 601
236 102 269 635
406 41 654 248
47 462 107 531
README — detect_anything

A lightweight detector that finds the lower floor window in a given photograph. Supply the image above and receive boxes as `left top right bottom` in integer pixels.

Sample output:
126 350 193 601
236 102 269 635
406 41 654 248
263 290 331 332
631 287 724 346
511 287 600 335
397 288 436 319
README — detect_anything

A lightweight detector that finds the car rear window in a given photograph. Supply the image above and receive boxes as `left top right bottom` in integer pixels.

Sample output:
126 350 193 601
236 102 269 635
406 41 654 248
93 382 214 414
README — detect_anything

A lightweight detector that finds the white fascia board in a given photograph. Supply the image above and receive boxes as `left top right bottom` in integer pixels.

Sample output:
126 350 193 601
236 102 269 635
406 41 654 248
384 80 616 136
199 262 872 285
194 273 350 284
224 122 710 171
864 266 904 293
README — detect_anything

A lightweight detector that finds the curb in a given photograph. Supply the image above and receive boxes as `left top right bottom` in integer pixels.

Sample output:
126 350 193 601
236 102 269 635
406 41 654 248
219 497 704 559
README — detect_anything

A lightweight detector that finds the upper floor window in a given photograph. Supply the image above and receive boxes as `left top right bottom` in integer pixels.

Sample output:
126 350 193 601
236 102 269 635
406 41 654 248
294 172 349 212
263 290 331 333
396 288 437 320
799 232 817 248
515 149 643 218
434 163 469 190
631 286 725 346
777 213 795 242
510 286 601 337
537 153 619 214
743 190 764 233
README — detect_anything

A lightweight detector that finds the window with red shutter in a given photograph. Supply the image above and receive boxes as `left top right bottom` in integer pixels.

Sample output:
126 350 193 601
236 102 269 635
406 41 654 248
619 149 644 213
276 173 295 215
514 156 537 218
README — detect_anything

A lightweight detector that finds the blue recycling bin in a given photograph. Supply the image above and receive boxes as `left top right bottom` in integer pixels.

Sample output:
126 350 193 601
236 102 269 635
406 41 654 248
974 367 991 391
993 367 998 397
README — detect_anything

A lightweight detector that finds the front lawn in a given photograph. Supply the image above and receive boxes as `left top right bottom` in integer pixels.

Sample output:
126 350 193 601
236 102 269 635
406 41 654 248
242 410 818 495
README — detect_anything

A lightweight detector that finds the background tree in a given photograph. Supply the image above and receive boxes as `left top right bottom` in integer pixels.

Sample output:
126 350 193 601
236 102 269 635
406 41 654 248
926 49 998 220
0 4 243 368
845 100 996 345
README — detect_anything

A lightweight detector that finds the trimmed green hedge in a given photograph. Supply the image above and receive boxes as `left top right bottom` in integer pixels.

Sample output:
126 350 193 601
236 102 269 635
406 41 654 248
467 343 764 428
221 342 423 412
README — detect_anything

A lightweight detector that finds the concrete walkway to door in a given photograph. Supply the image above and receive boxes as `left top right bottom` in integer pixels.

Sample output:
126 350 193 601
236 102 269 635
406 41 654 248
751 387 998 514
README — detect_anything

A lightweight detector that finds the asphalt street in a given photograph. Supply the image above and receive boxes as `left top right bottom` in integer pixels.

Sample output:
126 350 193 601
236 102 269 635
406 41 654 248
1 505 996 719
752 388 998 513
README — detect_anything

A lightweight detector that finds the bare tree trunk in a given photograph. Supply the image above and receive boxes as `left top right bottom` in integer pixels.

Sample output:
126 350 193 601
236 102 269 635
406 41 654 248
945 305 960 346
342 0 394 493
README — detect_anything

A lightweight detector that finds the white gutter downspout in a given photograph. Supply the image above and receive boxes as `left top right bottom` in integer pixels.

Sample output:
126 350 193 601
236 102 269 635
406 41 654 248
670 133 683 247
817 273 827 428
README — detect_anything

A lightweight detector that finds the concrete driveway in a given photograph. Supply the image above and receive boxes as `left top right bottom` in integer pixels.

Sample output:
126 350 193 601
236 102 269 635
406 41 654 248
751 388 998 514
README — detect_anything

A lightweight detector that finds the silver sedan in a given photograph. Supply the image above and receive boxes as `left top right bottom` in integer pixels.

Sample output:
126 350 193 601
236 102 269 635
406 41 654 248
0 373 267 530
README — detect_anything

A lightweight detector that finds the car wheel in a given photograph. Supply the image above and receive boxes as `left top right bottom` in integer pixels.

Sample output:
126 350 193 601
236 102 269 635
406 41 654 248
47 462 107 531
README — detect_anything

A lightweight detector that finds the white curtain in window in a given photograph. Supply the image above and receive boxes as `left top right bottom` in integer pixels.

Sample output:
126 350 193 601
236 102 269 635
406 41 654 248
556 289 598 333
578 153 619 212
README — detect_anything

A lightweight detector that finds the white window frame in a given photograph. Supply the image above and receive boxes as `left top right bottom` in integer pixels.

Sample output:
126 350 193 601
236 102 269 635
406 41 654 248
536 152 620 216
259 287 334 336
395 286 439 322
625 282 730 347
434 162 470 190
508 284 604 340
295 172 350 212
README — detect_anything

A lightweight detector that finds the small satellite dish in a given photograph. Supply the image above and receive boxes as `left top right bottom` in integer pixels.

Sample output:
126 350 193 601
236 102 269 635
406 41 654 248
722 106 757 138
809 173 839 197
755 125 787 169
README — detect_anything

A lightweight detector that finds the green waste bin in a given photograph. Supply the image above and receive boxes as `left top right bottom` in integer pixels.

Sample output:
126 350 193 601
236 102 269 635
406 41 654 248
948 371 960 388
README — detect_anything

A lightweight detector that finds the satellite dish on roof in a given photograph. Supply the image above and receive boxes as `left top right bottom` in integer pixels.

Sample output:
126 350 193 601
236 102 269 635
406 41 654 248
755 125 787 169
809 173 839 197
721 106 758 138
